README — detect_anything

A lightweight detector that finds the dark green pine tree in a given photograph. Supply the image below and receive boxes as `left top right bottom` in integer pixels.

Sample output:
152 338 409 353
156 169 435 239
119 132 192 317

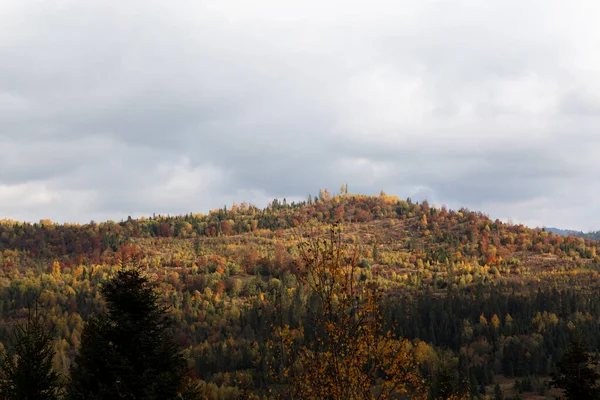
493 383 503 400
432 361 456 399
550 336 600 400
68 268 194 400
0 304 62 400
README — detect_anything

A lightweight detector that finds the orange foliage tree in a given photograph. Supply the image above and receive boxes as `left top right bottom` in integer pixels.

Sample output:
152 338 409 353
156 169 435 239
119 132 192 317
268 225 427 400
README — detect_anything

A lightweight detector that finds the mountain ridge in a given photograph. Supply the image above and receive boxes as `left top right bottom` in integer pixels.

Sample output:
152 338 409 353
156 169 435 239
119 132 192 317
545 226 600 240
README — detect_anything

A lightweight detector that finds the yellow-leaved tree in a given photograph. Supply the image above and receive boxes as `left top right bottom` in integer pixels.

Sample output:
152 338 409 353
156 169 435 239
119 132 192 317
268 225 427 400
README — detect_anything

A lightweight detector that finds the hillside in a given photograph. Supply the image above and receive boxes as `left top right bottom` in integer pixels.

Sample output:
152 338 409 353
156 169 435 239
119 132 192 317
546 227 600 241
1 193 600 398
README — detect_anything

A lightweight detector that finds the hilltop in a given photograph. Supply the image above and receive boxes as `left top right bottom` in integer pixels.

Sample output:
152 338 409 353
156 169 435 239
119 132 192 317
1 192 598 289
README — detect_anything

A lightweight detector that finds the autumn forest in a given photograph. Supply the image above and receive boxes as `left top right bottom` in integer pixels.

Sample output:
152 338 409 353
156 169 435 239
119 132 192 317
1 191 600 399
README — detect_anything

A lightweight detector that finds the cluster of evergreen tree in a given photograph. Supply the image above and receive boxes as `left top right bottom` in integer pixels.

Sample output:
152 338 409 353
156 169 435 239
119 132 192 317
549 335 600 399
0 268 196 400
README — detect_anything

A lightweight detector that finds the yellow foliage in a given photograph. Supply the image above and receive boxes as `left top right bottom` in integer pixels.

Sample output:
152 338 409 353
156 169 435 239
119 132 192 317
479 313 488 326
268 226 427 399
491 314 501 329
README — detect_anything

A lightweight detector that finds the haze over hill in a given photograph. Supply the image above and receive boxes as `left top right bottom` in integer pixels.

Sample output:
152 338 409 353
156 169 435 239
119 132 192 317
545 227 600 241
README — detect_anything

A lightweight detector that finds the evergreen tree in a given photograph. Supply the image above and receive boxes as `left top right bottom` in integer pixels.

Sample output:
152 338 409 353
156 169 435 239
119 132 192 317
494 383 503 400
67 268 191 400
433 361 457 399
0 304 62 400
550 336 600 400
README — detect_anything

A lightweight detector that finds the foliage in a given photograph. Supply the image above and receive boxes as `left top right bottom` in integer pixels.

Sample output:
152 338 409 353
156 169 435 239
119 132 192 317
494 383 503 400
67 268 191 400
269 226 427 399
0 191 600 398
550 335 600 400
0 303 62 400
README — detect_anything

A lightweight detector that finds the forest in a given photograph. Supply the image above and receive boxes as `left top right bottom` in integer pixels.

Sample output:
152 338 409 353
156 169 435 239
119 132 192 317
546 227 600 241
1 190 600 399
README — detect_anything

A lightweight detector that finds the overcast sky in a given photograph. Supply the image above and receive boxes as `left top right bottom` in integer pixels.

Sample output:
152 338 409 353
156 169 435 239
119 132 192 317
1 1 600 231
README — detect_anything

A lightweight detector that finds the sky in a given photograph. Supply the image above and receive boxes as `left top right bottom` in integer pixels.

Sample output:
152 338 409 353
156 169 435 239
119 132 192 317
1 0 600 231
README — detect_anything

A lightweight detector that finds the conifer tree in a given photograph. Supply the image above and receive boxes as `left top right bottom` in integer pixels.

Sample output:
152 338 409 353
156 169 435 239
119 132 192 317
0 304 62 400
493 383 503 400
433 361 456 399
550 335 600 400
67 268 192 400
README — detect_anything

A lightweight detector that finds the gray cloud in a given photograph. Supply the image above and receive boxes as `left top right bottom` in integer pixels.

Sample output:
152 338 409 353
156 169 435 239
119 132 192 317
1 0 600 231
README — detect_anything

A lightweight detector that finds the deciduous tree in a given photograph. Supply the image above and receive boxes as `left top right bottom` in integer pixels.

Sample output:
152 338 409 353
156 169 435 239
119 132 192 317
269 225 426 399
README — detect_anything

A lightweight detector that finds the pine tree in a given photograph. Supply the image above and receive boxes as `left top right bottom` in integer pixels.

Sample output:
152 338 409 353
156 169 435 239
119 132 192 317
433 361 456 399
0 304 62 400
493 383 503 400
67 268 192 400
550 336 600 400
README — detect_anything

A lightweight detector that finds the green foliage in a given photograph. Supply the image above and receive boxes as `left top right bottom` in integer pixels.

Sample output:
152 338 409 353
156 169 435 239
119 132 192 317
0 304 62 400
67 268 191 400
550 336 600 400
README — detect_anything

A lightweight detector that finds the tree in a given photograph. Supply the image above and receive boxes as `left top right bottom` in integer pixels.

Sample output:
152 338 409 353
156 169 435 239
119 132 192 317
67 268 193 400
429 355 470 400
0 303 62 400
269 225 426 399
494 383 503 400
432 361 456 399
550 336 600 400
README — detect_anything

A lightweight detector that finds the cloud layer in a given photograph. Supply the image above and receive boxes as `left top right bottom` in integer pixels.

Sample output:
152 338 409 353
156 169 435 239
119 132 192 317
1 0 600 230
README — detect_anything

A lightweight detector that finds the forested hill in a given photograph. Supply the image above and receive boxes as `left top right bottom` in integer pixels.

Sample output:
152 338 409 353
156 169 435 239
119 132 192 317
1 192 600 398
546 227 600 241
2 192 598 267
